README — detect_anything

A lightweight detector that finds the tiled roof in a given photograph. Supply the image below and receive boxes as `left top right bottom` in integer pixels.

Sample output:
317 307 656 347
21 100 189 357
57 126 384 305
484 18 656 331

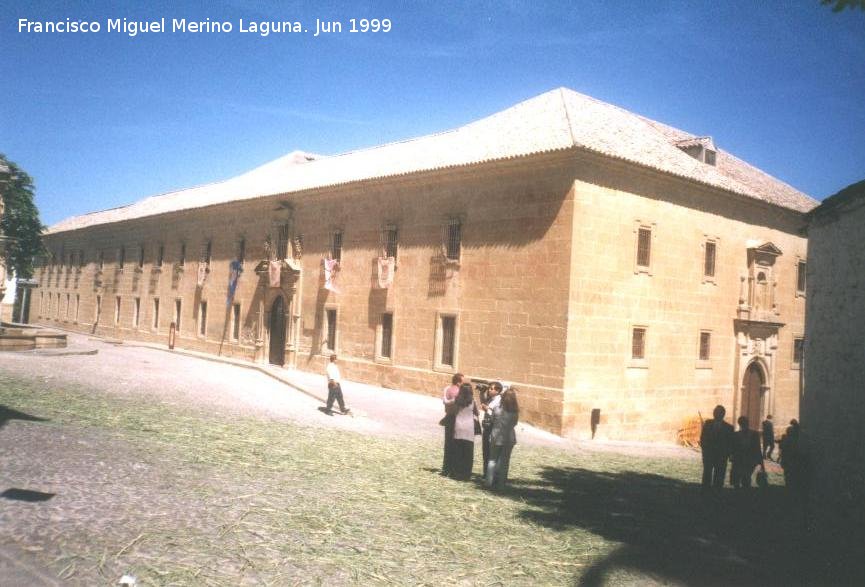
48 88 817 234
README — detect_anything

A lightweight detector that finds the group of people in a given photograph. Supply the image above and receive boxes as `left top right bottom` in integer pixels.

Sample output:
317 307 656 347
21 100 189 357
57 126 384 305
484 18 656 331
700 404 806 493
440 373 519 489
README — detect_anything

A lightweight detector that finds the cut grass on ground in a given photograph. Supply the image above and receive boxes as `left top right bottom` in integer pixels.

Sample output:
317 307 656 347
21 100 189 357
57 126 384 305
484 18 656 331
0 372 803 586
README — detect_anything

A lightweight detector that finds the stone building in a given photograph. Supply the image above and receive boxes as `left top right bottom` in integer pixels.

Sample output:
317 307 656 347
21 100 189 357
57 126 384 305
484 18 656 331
33 88 816 440
802 179 865 581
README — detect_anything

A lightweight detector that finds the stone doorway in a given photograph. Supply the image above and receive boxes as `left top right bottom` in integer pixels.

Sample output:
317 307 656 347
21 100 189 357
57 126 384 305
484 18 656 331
268 296 286 366
741 362 764 430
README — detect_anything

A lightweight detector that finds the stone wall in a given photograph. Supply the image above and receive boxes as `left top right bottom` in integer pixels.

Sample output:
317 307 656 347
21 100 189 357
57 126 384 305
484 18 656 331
562 152 807 440
803 190 865 580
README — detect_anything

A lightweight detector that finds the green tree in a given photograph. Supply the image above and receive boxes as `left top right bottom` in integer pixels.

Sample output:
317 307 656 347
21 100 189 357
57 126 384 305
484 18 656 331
0 154 46 279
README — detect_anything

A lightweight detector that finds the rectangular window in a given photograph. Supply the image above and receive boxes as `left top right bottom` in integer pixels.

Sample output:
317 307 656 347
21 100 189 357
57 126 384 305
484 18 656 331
441 315 457 366
137 245 145 269
793 337 804 367
331 230 343 262
699 331 711 361
381 225 398 259
65 294 70 320
636 227 651 268
631 327 646 360
445 219 461 261
133 297 141 328
75 294 80 322
179 242 186 267
115 296 121 325
198 301 208 336
153 298 160 329
796 260 807 295
55 294 60 318
95 295 101 324
325 308 337 352
704 241 716 278
237 238 246 267
78 250 85 268
232 303 241 341
175 299 182 332
200 240 212 269
98 250 104 271
118 246 126 270
277 225 290 259
293 234 304 259
156 244 164 268
380 312 393 359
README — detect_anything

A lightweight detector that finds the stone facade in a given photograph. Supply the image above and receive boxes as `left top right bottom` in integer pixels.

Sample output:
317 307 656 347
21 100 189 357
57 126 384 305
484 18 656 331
32 90 813 441
802 180 865 580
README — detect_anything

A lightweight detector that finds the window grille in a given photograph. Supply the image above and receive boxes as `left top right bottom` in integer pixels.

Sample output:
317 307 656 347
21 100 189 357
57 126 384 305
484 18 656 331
793 338 804 366
381 313 393 359
232 304 241 341
326 309 337 351
631 327 646 360
331 231 343 262
796 261 807 294
704 241 716 277
199 301 208 336
636 228 651 268
380 225 398 259
175 299 182 332
699 332 711 360
293 234 304 259
277 224 290 259
441 316 456 366
444 219 461 261
200 240 212 268
237 238 246 266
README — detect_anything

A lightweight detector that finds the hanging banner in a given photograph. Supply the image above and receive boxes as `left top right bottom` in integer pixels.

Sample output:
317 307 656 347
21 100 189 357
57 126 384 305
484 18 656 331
268 260 281 288
377 257 395 289
227 260 242 306
324 258 340 292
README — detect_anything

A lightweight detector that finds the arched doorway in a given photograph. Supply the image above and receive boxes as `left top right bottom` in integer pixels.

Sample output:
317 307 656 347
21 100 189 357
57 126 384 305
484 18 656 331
741 362 764 430
268 296 286 366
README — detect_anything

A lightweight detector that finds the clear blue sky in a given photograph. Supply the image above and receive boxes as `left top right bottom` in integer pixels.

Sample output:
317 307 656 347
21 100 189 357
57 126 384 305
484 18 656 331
2 1 863 227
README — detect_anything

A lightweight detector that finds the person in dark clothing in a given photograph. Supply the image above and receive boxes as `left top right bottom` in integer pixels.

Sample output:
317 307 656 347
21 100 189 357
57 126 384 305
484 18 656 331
440 373 463 477
480 381 503 477
762 414 775 460
700 405 734 491
731 416 764 488
779 419 807 495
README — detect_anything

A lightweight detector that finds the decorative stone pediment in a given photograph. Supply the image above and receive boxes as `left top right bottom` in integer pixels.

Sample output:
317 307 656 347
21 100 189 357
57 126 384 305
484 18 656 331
739 240 784 321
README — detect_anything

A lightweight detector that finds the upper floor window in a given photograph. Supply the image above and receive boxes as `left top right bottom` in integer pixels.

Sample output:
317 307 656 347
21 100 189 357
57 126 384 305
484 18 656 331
277 224 290 259
704 241 716 278
636 226 652 270
445 218 461 261
631 327 647 360
118 246 126 270
200 240 212 269
156 244 164 268
793 337 804 368
137 245 145 269
381 225 398 259
98 250 105 271
237 238 246 267
699 331 711 361
330 230 343 262
796 260 807 296
179 242 186 267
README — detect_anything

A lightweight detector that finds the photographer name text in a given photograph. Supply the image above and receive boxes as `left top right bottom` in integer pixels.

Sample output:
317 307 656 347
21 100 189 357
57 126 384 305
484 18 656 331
18 17 392 37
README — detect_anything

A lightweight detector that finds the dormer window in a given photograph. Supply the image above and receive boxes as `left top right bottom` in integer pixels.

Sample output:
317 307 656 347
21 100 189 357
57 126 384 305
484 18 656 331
675 137 717 166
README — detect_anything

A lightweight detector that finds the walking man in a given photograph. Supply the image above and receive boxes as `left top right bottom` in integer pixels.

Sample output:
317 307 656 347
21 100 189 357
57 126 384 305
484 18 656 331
325 354 350 415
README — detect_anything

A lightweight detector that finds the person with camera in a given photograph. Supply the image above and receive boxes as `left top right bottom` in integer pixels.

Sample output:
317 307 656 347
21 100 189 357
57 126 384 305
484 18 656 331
485 387 519 489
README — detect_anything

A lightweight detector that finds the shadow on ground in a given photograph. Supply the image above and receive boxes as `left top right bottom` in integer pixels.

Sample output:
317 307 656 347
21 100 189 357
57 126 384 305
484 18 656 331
499 466 813 587
1 488 55 502
0 405 49 430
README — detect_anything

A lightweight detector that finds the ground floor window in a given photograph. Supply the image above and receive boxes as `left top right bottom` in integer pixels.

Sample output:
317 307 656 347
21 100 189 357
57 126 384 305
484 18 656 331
325 308 337 352
232 303 241 341
631 327 646 360
379 312 393 359
198 301 208 337
175 299 182 332
133 297 141 328
152 298 160 330
438 314 457 368
115 296 121 325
